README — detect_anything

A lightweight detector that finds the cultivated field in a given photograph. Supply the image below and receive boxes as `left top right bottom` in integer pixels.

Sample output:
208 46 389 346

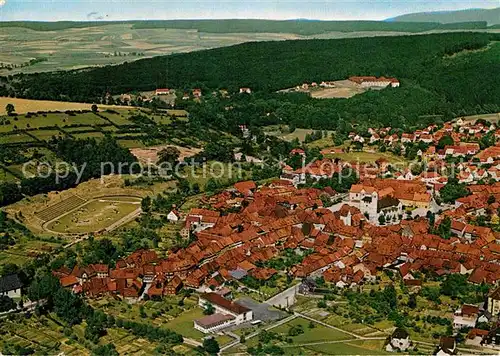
0 97 132 115
0 25 304 74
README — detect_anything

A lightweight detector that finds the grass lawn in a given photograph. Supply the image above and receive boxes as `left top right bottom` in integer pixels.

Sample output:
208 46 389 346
30 129 65 140
324 151 407 165
73 131 105 140
98 111 135 126
272 317 352 343
0 132 35 144
215 335 235 346
296 339 389 355
0 112 109 132
46 199 140 234
162 307 206 340
117 139 146 148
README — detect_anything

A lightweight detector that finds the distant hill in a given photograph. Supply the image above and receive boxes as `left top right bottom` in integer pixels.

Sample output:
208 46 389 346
389 7 500 26
0 19 492 35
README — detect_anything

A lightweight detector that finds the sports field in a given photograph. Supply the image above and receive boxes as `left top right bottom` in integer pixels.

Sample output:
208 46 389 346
45 196 142 234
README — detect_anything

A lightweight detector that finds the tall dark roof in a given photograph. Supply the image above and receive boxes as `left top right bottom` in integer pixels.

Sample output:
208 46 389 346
377 195 400 212
392 328 409 339
0 274 22 294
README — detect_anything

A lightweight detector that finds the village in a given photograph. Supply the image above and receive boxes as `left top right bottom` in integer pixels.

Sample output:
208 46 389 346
6 116 496 354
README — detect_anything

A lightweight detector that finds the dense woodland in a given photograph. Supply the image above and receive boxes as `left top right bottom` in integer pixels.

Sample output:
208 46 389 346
2 32 500 133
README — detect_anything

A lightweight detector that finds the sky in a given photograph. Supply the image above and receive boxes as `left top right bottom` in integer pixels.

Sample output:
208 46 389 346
0 0 498 21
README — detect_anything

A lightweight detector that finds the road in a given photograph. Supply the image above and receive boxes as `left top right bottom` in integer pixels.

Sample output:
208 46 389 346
184 338 202 347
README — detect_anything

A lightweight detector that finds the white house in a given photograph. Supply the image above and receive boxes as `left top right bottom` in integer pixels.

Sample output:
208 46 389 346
437 337 456 356
194 314 237 334
0 274 22 299
386 328 411 352
349 185 402 225
167 210 181 223
198 293 253 328
453 304 479 330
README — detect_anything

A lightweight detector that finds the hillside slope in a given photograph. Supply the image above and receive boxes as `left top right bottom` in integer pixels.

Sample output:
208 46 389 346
2 32 500 130
389 7 500 25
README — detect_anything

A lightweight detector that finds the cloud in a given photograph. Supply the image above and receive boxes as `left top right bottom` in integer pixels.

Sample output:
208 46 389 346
0 0 6 7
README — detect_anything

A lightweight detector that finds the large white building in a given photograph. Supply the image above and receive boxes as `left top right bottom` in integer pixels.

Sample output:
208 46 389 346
349 185 402 225
349 76 400 88
195 293 253 333
0 274 22 299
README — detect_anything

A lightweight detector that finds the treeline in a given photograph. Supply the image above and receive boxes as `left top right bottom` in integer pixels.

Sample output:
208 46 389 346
0 19 491 34
130 19 491 34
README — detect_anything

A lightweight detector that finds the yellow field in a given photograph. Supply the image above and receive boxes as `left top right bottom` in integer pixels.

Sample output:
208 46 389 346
0 97 133 115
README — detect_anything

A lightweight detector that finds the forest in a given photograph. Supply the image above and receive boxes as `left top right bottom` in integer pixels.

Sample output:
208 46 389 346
2 32 500 132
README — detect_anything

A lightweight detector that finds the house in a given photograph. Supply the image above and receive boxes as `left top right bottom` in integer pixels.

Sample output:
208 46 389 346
194 313 236 334
453 304 479 329
234 181 257 196
0 274 22 299
436 337 456 356
487 286 500 316
349 76 399 88
385 328 411 352
196 293 253 332
167 210 181 223
349 184 403 225
155 88 171 95
192 89 202 98
466 329 489 347
239 88 252 94
165 276 183 295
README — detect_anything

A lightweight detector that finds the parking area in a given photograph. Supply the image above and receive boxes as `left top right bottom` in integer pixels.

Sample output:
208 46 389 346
235 297 287 322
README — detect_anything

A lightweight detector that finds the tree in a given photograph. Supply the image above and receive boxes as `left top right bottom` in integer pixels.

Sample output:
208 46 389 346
437 135 454 149
53 288 86 325
205 178 219 192
203 338 220 354
157 146 181 165
488 195 496 205
141 196 151 213
378 215 386 225
0 295 15 312
92 344 118 356
407 294 417 309
5 103 14 115
436 216 452 239
439 177 469 204
91 104 98 113
203 302 215 315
